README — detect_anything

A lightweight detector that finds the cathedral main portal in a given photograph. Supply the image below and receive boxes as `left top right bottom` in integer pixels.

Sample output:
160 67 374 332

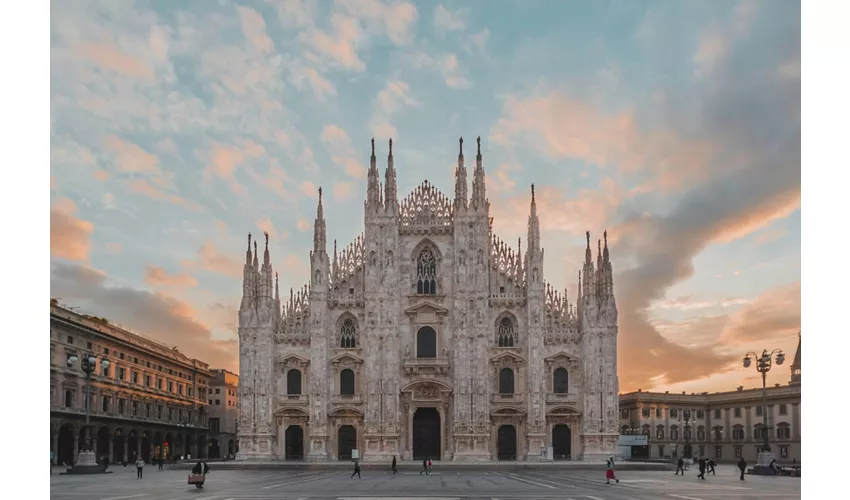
413 407 441 460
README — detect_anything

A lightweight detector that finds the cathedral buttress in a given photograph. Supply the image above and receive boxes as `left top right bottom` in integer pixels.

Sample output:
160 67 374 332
524 185 546 448
307 187 330 461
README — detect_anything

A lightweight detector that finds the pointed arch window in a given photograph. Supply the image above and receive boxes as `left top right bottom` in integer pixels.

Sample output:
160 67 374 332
340 319 357 348
553 368 568 394
497 317 515 347
416 248 437 295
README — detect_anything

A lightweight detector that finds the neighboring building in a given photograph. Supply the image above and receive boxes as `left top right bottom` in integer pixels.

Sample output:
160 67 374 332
50 301 213 465
618 334 802 463
208 368 239 457
237 138 620 462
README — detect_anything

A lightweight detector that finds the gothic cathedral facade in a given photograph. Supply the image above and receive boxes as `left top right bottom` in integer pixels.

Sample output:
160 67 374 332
237 138 619 462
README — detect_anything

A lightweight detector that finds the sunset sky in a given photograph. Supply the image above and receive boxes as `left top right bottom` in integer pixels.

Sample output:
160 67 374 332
49 0 800 393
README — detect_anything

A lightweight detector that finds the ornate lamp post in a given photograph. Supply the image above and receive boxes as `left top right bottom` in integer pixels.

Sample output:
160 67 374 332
66 351 110 474
743 349 785 473
683 410 692 460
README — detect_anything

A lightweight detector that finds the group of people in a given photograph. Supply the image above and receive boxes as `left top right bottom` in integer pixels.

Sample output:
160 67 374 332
673 456 750 481
351 455 432 478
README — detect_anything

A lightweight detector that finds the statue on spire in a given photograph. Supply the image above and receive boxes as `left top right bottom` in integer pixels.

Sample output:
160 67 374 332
371 137 375 156
586 231 591 247
459 136 463 155
477 136 481 155
265 231 269 247
389 138 393 155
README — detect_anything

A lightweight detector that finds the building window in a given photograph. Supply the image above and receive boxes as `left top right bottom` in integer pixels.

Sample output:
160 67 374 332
340 318 357 348
734 407 742 418
656 408 662 419
157 405 163 419
102 364 110 376
145 375 151 386
499 368 515 394
287 369 302 395
64 390 74 408
146 403 152 417
684 427 692 440
188 387 193 398
671 426 679 440
497 317 515 347
67 335 74 344
132 371 138 384
621 409 629 419
168 408 174 420
215 388 220 394
208 399 212 405
416 248 437 295
119 367 126 380
779 404 788 415
780 446 789 458
340 369 355 396
642 408 650 418
715 446 722 459
656 425 665 440
553 368 568 394
754 425 766 440
87 341 93 350
734 446 742 458
697 427 706 441
416 326 437 358
699 445 705 457
658 445 664 458
755 406 763 417
215 399 220 405
670 409 678 419
132 401 139 416
120 353 124 360
168 381 174 392
777 424 791 440
209 418 220 434
732 425 744 440
642 425 651 436
696 410 704 419
178 384 183 395
118 398 126 414
102 396 110 412
713 426 723 441
714 409 721 419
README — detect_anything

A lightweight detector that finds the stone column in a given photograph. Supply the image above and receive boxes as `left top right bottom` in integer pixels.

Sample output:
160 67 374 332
52 433 59 464
72 436 79 464
122 438 128 463
108 436 114 463
92 437 98 456
136 438 142 459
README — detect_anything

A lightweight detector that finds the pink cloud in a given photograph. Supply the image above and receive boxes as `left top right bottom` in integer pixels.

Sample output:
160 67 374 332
296 218 312 232
76 42 155 80
320 124 367 179
50 197 94 262
144 266 198 289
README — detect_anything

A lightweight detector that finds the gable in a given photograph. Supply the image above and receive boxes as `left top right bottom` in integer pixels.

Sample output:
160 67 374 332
404 301 449 317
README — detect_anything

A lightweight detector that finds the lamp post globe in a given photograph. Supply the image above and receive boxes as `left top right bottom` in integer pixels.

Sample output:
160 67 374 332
742 347 785 475
65 351 112 474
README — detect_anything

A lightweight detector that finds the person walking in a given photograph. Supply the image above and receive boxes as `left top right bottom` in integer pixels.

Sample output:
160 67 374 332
708 458 717 475
351 459 361 479
135 458 145 479
427 458 433 474
737 457 747 481
675 457 685 475
605 459 619 484
697 458 706 480
50 451 54 474
391 455 397 474
158 455 164 471
420 458 429 475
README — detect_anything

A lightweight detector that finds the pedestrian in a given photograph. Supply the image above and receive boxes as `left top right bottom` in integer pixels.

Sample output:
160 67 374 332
158 455 164 471
351 459 361 479
427 458 432 474
708 458 716 475
391 455 397 474
737 457 747 481
135 458 145 479
697 458 706 480
769 459 779 475
605 459 619 484
50 451 54 474
675 457 685 475
420 458 429 475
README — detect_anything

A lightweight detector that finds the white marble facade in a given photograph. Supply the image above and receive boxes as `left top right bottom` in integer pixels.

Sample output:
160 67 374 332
236 138 620 462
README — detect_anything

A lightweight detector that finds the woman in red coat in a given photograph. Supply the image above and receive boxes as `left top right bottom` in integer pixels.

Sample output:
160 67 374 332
606 460 619 484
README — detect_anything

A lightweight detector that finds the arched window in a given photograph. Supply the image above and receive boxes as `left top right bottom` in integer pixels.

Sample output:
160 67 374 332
732 425 744 440
416 326 437 358
64 390 73 408
497 317 515 347
340 319 357 348
642 424 650 436
753 424 766 440
697 426 706 441
340 369 355 396
713 426 724 441
287 369 302 395
671 425 679 440
777 422 791 440
499 368 515 394
416 248 437 295
553 368 568 394
656 425 665 440
684 427 692 440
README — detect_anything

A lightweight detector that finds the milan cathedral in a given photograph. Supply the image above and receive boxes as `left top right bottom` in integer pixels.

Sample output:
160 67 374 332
236 137 619 462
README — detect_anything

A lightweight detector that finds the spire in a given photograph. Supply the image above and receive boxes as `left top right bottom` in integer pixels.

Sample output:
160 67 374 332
246 233 253 265
790 331 801 384
527 184 541 255
263 231 270 266
332 239 339 277
470 136 487 210
603 230 610 263
582 231 594 299
366 137 381 212
454 136 468 210
585 231 592 264
275 272 280 300
516 237 523 277
313 187 327 255
253 239 258 269
384 138 397 213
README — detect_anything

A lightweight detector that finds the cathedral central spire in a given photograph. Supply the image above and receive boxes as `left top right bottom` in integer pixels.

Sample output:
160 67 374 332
454 136 468 210
385 138 398 213
366 137 382 212
471 136 487 211
313 187 327 255
527 184 541 255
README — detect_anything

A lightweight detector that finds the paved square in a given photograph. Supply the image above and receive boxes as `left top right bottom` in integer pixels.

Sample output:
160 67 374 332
50 466 801 500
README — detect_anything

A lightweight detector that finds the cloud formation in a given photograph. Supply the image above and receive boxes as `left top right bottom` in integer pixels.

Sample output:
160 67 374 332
51 197 94 262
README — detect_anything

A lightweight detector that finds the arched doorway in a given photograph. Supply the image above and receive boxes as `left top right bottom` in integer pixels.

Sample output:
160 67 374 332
164 432 173 460
338 425 357 460
683 443 693 459
128 430 139 462
413 407 441 460
141 431 151 461
58 424 76 466
552 424 571 460
175 434 184 458
228 439 235 456
96 427 110 460
209 438 221 458
285 426 305 460
113 428 125 463
497 425 517 461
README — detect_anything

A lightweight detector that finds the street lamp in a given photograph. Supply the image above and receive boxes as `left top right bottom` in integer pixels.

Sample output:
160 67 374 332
683 410 692 460
742 349 785 472
65 351 110 474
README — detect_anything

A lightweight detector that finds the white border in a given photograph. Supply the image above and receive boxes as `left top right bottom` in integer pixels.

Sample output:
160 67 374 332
0 0 48 493
803 0 850 496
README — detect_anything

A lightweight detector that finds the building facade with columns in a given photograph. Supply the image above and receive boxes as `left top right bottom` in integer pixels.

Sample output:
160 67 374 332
208 368 239 458
618 335 802 463
237 138 620 462
50 301 213 465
